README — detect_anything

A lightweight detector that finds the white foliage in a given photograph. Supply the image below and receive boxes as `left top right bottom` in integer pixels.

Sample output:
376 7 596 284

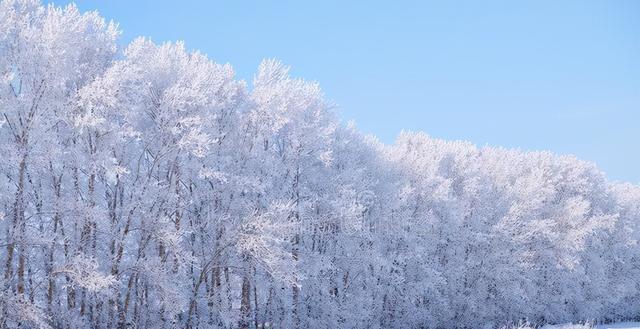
0 1 639 329
55 255 116 293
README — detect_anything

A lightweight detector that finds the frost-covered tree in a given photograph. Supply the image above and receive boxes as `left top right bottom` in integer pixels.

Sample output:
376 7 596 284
0 1 639 328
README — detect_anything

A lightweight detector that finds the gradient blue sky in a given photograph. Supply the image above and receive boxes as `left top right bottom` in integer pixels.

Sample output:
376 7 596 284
52 0 640 183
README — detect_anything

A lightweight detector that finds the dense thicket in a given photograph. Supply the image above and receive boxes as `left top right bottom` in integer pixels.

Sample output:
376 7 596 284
0 1 639 328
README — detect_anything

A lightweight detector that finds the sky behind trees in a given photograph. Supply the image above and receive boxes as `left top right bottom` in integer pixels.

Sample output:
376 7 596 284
51 0 640 183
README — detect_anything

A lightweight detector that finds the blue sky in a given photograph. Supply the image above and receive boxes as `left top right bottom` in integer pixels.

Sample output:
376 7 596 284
53 0 640 183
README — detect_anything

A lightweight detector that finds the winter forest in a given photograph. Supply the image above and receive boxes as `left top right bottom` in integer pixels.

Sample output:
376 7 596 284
0 1 639 328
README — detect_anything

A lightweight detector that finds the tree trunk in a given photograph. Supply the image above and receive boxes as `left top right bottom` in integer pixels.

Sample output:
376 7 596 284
239 272 252 329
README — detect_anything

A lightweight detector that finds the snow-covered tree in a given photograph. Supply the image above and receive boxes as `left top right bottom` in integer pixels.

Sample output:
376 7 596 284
0 1 638 328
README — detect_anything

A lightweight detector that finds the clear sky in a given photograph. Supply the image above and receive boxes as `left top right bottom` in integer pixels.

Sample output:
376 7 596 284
52 0 640 183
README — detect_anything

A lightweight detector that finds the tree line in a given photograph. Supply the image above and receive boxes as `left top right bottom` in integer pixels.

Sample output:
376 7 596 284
0 1 639 328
